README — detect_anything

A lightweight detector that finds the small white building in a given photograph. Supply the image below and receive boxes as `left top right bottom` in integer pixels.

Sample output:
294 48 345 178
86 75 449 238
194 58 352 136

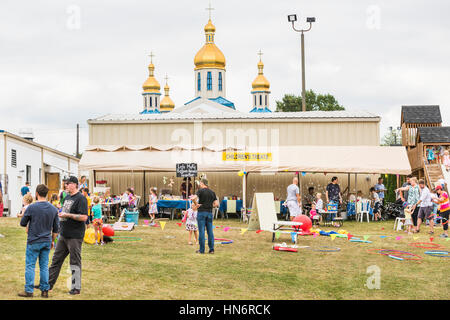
0 130 79 217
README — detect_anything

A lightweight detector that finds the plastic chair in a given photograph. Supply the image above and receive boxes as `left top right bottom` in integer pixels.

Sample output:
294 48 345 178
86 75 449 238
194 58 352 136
394 217 405 231
356 199 371 223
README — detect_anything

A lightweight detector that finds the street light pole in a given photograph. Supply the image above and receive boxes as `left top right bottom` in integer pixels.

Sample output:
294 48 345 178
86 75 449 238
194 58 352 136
288 14 316 112
301 32 306 112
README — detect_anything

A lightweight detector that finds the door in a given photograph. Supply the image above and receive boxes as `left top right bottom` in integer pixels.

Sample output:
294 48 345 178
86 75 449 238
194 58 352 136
46 173 60 200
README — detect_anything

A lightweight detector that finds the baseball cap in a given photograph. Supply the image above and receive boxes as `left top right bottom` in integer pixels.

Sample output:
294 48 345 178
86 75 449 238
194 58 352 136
435 185 442 190
66 176 79 185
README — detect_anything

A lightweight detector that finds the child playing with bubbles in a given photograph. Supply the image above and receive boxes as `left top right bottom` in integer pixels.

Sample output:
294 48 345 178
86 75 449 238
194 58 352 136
182 195 199 245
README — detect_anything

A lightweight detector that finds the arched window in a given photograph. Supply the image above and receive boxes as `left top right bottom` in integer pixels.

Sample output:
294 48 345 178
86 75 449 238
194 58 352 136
259 95 262 106
149 96 152 107
207 72 212 91
218 72 223 91
254 95 256 106
265 95 267 106
144 96 146 108
197 73 201 91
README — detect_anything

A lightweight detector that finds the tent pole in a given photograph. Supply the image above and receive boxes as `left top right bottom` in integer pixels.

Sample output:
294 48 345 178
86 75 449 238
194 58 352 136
243 172 247 211
143 171 146 206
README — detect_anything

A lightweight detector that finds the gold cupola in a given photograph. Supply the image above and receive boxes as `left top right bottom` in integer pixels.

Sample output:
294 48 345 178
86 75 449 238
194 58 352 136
252 59 270 91
194 19 226 70
160 76 175 113
142 60 161 93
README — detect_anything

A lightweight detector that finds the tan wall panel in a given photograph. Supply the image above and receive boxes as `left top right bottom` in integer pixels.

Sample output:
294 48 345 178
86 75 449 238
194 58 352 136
89 120 379 147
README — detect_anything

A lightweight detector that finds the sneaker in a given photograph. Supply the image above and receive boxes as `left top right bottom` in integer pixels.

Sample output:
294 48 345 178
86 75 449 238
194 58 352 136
17 291 33 298
94 242 98 246
100 242 105 246
440 233 448 238
208 250 215 254
41 291 49 298
195 250 204 254
69 289 81 295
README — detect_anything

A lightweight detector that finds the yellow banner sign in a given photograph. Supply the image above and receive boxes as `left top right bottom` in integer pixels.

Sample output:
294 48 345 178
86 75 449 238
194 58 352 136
222 152 272 161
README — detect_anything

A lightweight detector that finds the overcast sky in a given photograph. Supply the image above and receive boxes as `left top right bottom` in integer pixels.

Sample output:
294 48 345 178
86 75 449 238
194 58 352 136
1 0 449 155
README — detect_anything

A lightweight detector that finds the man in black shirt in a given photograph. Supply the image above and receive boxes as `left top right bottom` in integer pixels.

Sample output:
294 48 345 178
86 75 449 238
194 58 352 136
195 178 219 254
48 176 88 295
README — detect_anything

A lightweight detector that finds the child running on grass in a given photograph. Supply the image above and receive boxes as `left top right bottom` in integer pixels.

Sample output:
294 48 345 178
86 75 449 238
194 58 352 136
92 197 104 245
182 196 199 245
148 187 158 225
403 204 413 234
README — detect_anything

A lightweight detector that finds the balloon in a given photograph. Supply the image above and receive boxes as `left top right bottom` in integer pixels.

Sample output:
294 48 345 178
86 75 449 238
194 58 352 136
293 215 312 232
301 172 306 177
102 225 115 237
238 171 244 177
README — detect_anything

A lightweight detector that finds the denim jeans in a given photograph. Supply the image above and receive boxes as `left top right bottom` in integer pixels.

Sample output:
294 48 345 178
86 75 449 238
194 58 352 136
25 242 51 293
197 211 214 253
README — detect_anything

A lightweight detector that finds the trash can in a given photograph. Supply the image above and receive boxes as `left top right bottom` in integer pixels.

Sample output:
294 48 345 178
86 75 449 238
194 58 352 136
125 210 139 225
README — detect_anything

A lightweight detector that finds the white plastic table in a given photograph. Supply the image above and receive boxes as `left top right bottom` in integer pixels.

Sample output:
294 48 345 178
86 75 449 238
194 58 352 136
272 221 303 242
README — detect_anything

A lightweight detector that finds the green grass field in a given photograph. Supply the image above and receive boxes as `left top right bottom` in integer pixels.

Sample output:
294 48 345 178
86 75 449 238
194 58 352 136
0 217 448 300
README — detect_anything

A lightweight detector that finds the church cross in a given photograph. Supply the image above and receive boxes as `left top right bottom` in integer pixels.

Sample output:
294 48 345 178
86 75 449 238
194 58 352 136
206 1 214 20
258 49 263 61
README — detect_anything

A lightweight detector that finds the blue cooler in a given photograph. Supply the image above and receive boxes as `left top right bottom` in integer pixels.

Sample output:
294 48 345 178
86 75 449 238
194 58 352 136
125 210 139 225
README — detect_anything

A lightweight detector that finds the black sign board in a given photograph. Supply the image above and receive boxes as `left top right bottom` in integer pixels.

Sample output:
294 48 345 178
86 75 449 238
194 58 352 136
176 163 198 178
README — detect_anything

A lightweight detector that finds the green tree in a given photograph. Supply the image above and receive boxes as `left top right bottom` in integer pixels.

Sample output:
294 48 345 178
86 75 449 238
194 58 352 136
275 90 345 112
381 128 402 146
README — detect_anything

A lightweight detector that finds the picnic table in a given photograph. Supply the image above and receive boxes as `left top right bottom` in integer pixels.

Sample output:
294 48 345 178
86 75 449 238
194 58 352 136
271 221 303 242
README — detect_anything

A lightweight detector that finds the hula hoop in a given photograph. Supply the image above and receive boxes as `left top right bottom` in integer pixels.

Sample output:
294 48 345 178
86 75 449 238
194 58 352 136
408 242 443 249
350 239 373 243
367 249 422 261
111 236 143 242
389 255 404 261
424 250 450 258
207 238 233 244
310 246 341 252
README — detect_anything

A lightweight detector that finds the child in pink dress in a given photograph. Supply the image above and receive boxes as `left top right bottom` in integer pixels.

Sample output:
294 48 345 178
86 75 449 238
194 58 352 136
148 187 158 225
182 197 199 245
443 150 450 171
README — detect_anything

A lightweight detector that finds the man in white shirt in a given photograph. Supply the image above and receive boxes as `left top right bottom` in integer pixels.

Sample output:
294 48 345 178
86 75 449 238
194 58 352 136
416 179 434 234
286 177 302 221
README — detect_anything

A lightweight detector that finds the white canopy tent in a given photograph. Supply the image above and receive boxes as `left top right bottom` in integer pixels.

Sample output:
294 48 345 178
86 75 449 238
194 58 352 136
80 145 411 175
80 145 411 210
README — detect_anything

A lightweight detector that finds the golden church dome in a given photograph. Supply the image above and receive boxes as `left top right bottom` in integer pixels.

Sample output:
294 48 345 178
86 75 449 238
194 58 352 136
194 19 226 70
160 83 175 112
142 63 161 93
252 60 270 91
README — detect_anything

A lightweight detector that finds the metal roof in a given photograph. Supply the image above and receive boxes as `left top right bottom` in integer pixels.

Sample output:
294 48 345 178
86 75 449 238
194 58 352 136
89 110 380 123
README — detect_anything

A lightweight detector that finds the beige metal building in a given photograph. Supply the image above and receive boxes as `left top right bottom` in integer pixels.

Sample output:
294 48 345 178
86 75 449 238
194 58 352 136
84 107 385 206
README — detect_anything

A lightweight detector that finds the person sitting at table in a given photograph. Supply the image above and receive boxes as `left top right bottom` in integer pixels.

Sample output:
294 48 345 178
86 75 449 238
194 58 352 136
180 177 193 200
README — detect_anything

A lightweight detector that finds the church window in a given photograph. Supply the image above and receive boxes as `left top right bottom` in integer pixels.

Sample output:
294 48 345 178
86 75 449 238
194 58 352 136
254 95 256 106
197 72 201 91
149 96 152 107
218 72 222 91
265 95 267 106
259 95 262 106
207 72 212 91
